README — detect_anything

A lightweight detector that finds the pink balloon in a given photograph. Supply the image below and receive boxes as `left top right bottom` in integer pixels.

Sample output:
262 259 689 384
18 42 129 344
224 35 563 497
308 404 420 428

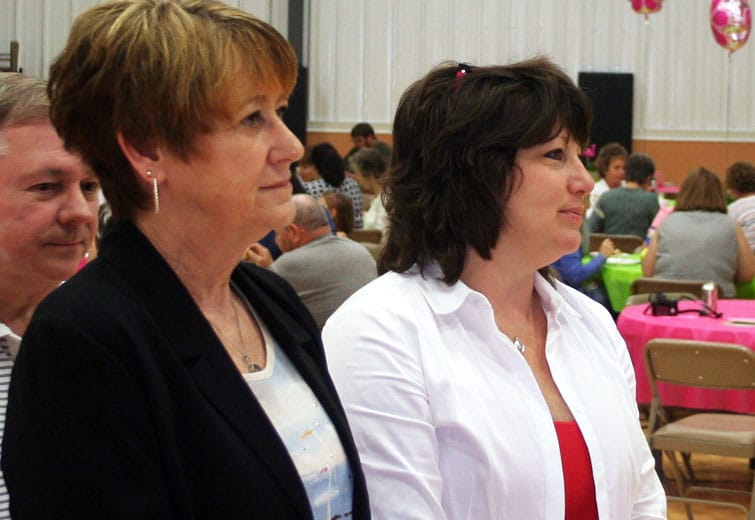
630 0 663 15
710 0 752 53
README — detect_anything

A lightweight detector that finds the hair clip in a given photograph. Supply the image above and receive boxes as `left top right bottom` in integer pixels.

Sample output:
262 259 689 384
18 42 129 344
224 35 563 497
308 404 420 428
455 62 472 78
454 62 473 92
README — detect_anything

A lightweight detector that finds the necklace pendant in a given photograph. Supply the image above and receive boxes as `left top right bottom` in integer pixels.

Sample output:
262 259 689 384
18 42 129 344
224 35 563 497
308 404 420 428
243 355 262 373
513 336 526 354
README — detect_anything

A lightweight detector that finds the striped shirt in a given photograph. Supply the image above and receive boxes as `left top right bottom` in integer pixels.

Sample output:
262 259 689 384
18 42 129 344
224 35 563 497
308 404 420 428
729 195 755 253
0 323 19 520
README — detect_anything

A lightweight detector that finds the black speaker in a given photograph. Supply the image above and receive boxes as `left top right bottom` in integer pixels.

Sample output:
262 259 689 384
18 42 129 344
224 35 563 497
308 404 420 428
284 65 308 147
578 72 633 154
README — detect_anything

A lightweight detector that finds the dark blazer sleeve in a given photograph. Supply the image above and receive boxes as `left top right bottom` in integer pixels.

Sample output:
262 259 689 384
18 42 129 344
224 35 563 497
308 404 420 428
3 307 176 518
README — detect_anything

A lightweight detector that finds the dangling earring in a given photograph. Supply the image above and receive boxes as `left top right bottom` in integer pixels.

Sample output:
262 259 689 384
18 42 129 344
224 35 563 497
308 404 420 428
147 170 160 214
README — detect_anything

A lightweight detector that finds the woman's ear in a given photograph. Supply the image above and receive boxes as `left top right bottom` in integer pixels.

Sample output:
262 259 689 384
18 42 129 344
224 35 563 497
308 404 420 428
116 131 163 184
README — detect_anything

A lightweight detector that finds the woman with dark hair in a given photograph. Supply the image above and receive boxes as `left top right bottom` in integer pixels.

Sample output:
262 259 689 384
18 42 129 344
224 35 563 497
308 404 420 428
587 142 627 216
299 142 363 228
643 167 755 296
350 147 388 231
323 58 665 519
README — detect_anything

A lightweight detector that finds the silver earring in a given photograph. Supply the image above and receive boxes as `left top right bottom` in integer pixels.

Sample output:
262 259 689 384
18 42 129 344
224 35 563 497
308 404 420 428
147 170 160 214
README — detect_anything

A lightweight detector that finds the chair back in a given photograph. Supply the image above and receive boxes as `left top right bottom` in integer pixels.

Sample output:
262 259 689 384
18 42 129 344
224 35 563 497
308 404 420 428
0 41 19 72
347 229 382 244
625 292 699 307
630 277 718 299
588 233 644 253
645 338 755 391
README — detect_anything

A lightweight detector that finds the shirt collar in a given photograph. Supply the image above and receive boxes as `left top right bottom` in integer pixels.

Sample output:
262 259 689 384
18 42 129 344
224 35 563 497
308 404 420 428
412 262 584 322
0 321 22 359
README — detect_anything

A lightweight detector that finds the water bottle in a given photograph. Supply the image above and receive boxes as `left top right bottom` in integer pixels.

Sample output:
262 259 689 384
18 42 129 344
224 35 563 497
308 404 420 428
701 282 718 315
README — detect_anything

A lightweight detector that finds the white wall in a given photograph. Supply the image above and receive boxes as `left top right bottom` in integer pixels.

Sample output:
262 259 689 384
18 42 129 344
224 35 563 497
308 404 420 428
2 0 754 142
0 0 285 76
308 0 755 142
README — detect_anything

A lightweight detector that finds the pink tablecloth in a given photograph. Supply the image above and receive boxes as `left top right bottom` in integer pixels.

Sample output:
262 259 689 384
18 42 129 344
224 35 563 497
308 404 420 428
617 299 755 413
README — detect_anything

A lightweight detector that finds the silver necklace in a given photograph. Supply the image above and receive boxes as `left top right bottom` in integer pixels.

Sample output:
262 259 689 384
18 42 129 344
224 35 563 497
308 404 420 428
513 336 526 354
211 296 262 373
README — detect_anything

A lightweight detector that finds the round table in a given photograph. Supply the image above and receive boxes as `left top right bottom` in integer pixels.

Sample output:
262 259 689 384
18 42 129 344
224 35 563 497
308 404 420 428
617 299 755 413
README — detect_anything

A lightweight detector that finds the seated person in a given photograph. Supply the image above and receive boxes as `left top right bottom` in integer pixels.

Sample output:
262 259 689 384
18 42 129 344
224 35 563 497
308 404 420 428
585 152 659 239
349 148 388 231
299 142 363 229
254 172 307 261
320 191 354 237
551 237 614 311
642 167 755 297
271 194 377 329
587 142 627 217
725 160 755 253
344 122 392 165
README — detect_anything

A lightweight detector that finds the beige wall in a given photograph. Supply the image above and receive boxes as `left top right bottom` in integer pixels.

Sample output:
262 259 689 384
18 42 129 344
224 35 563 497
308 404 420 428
632 140 755 186
307 131 754 187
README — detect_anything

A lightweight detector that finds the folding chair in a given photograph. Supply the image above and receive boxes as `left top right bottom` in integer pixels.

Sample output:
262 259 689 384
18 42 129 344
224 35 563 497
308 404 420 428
631 278 719 300
644 338 755 519
0 41 19 73
625 292 699 307
588 232 644 253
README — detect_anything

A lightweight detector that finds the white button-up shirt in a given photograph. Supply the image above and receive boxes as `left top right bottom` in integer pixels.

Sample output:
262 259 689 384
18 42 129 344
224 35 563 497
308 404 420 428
323 265 665 519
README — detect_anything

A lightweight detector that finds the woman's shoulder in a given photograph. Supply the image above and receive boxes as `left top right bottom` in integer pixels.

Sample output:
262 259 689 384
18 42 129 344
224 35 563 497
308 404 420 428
329 271 431 320
35 260 135 321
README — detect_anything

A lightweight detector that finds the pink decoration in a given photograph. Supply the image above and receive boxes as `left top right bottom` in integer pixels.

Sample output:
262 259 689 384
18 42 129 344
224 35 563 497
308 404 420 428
711 0 751 53
630 0 663 16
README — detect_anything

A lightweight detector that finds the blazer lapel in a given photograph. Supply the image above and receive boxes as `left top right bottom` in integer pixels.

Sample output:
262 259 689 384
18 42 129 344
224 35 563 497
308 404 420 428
232 265 370 516
99 223 313 517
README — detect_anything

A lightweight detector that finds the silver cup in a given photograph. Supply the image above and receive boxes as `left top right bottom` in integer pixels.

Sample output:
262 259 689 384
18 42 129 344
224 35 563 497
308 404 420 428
702 282 718 315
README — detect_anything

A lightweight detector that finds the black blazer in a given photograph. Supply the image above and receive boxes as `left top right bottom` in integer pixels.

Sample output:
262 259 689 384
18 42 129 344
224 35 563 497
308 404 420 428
2 222 369 519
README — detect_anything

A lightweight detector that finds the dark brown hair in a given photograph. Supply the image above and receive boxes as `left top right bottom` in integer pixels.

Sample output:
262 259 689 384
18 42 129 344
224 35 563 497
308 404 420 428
594 142 627 179
380 57 592 284
725 161 755 195
304 143 345 187
322 191 354 234
350 147 387 180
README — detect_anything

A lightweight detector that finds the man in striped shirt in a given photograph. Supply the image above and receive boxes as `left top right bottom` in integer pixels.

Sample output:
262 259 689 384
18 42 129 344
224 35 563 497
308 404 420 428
0 73 99 517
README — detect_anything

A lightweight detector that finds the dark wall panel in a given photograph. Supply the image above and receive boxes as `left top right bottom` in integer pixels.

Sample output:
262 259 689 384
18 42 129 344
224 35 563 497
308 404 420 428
578 72 633 154
284 65 308 147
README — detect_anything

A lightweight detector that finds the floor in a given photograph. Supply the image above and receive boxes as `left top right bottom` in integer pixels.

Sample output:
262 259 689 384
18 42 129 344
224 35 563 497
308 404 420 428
661 452 752 519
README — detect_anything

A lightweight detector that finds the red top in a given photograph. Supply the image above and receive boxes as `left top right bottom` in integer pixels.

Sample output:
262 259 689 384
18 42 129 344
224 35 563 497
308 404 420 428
554 421 599 520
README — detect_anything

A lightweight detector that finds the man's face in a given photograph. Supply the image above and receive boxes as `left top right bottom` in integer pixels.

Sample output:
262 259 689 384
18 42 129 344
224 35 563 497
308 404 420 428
0 120 99 286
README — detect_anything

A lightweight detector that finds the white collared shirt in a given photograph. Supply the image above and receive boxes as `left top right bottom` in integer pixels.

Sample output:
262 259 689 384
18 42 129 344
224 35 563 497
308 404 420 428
323 265 665 520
